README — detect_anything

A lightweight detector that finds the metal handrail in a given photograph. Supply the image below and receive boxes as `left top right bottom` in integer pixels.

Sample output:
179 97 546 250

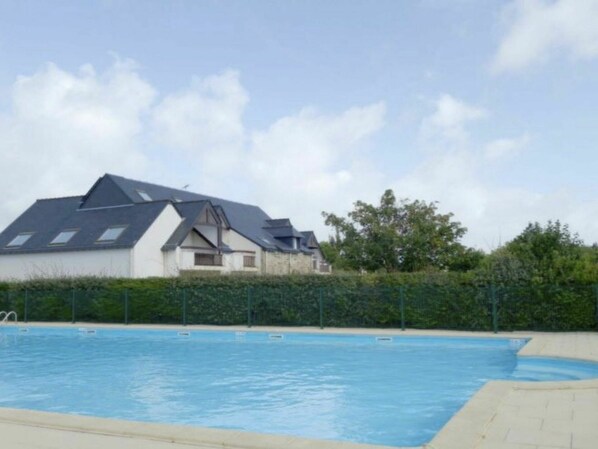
0 311 17 325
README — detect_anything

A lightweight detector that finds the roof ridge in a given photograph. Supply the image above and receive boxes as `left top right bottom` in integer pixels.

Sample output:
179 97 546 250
175 199 211 205
105 173 260 209
36 195 83 202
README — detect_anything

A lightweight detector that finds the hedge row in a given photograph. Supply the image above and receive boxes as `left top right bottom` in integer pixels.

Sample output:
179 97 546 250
0 275 596 331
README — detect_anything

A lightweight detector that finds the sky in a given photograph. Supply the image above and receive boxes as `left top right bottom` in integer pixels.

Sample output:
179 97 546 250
0 0 597 250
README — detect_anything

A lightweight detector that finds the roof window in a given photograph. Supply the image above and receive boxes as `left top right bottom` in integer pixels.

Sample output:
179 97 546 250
6 232 34 247
97 226 127 243
137 190 152 201
49 230 78 245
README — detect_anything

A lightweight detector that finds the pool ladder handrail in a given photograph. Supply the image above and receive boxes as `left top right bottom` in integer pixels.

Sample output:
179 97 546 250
0 311 17 325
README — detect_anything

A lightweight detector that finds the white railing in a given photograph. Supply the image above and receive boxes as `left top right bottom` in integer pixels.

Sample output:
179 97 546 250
0 311 17 325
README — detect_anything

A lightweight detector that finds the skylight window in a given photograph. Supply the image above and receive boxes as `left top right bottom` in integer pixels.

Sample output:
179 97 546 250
6 232 34 247
137 190 152 201
97 226 127 243
49 230 78 245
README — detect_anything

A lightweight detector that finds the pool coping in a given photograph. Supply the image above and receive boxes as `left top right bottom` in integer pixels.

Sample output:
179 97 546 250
1 323 597 449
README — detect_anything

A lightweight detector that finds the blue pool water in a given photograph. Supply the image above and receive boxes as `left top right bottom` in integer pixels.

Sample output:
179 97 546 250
0 327 597 447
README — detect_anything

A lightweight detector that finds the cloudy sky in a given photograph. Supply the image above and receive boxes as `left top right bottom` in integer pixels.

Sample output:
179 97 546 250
0 0 597 250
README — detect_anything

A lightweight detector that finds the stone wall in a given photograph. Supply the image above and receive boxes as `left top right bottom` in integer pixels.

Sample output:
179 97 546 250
262 252 313 275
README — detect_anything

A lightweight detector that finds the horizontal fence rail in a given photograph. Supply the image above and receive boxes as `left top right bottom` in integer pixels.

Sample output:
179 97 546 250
0 285 597 332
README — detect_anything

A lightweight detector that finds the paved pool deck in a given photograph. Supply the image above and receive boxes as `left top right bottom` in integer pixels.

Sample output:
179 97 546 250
0 323 596 449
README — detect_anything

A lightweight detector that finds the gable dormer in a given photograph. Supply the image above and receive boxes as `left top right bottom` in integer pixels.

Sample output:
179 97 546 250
301 231 319 249
263 218 304 251
193 202 222 247
79 175 134 210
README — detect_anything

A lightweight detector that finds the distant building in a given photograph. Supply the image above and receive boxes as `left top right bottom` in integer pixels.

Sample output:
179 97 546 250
0 174 330 279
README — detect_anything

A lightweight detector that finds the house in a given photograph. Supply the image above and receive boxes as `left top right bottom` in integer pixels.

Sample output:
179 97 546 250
300 231 330 273
0 174 330 280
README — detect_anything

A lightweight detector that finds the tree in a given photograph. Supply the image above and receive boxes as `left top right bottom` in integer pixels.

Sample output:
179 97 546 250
480 220 595 284
322 189 478 272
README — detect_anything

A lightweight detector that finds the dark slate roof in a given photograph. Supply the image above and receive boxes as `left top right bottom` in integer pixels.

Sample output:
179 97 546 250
265 225 304 239
265 219 292 227
161 200 210 251
301 231 319 249
0 174 315 255
102 174 305 252
0 196 169 255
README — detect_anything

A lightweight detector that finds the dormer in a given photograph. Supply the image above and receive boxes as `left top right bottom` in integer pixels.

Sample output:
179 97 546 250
301 231 319 249
79 175 133 210
263 218 304 251
193 203 222 247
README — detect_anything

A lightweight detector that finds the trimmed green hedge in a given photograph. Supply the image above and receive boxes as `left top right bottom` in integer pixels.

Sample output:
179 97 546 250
0 275 596 331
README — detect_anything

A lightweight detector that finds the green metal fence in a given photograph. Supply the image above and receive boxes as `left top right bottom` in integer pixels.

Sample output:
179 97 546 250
1 284 597 332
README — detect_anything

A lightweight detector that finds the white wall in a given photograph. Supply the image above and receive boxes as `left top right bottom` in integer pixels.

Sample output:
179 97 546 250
0 249 131 281
181 231 212 248
173 230 262 274
132 204 182 278
225 230 262 272
163 247 180 277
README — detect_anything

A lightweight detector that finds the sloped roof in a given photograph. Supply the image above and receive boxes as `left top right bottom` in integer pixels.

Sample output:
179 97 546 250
161 200 210 251
301 231 319 249
0 196 169 255
103 174 307 252
0 174 315 255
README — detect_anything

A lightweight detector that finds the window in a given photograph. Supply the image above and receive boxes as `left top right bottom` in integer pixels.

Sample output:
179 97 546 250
50 230 78 245
194 253 223 266
136 190 152 201
6 232 34 247
243 255 256 268
97 226 127 243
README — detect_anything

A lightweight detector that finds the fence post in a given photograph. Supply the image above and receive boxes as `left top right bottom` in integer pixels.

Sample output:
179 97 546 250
491 284 498 334
24 289 28 323
594 284 598 331
182 288 187 327
247 286 252 328
399 286 405 331
319 288 324 329
71 288 76 324
124 289 129 325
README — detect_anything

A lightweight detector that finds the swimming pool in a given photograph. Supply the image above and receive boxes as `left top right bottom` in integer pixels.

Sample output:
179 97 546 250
0 327 597 447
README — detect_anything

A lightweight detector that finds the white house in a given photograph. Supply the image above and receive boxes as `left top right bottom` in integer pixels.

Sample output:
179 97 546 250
0 174 330 280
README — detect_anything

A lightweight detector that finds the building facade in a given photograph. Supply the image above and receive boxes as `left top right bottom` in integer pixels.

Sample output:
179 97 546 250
0 174 329 280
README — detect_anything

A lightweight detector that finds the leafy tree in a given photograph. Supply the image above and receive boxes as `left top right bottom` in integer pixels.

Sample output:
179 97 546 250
479 220 596 284
322 189 478 272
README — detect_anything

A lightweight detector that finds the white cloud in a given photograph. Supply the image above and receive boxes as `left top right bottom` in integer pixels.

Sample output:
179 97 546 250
151 70 249 195
2 60 596 249
492 0 598 73
0 60 387 241
484 134 530 160
393 94 598 249
248 103 386 234
420 94 487 146
0 59 155 227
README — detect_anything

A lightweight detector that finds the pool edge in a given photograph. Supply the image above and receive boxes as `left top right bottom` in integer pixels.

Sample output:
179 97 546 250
0 407 416 449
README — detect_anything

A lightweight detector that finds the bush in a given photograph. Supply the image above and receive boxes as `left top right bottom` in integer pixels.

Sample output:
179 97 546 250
1 274 596 331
